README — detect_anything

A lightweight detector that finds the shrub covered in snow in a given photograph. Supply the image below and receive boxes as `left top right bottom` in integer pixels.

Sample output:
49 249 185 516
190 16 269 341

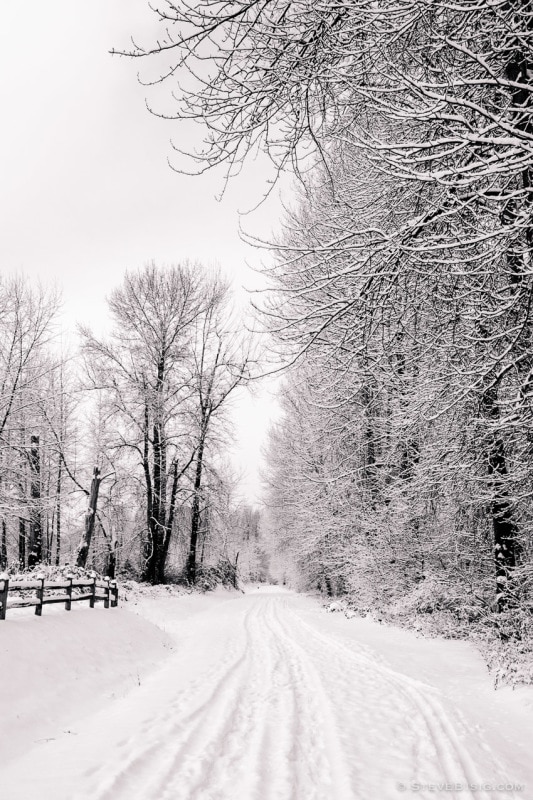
194 559 240 592
2 563 107 582
119 579 187 604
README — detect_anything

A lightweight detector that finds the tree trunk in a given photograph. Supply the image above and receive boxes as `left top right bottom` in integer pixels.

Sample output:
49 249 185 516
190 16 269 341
106 530 118 579
76 466 101 568
55 458 62 566
142 456 167 585
149 525 166 585
0 518 6 570
199 514 207 567
143 515 165 584
232 552 239 588
145 357 169 585
18 518 26 568
161 460 180 578
483 1 533 609
27 434 42 568
481 384 520 611
150 417 167 584
187 435 205 584
141 398 155 581
490 436 519 607
141 385 169 585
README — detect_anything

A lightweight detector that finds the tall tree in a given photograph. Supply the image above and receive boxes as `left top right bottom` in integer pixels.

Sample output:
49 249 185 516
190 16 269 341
122 3 533 608
0 275 61 569
185 279 253 583
81 262 207 583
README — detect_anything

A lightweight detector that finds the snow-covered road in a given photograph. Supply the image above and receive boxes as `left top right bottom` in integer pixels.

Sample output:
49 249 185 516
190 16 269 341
2 587 532 799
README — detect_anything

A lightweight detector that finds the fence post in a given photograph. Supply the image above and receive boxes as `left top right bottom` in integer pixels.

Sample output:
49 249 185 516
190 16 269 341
35 576 44 617
110 579 118 608
104 577 110 609
0 573 8 621
65 575 73 611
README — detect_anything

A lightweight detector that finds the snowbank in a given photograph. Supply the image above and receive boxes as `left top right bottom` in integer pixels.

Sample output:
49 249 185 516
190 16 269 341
4 583 533 800
0 602 175 763
304 593 533 789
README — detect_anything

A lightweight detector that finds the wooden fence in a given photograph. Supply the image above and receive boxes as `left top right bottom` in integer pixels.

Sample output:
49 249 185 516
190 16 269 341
0 575 118 621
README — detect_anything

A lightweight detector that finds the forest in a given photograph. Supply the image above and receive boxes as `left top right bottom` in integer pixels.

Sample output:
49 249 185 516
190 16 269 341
4 0 533 683
117 0 533 680
0 265 264 588
7 5 533 799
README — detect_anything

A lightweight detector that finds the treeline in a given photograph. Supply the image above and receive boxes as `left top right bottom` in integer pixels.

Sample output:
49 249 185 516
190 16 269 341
127 0 533 636
0 265 265 585
254 7 533 635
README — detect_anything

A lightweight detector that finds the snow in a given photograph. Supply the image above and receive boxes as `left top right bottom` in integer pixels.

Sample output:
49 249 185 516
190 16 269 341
0 602 175 764
1 586 532 799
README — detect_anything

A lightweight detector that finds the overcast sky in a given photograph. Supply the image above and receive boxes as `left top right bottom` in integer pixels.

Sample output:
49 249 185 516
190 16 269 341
0 0 285 505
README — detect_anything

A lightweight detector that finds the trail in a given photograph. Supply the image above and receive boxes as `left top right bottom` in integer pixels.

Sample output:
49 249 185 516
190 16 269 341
1 588 529 800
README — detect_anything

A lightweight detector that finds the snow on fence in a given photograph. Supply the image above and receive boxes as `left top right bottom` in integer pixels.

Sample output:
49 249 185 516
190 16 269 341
0 574 118 621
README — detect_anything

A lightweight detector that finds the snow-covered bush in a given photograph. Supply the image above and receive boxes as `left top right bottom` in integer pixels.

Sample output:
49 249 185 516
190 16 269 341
193 559 240 592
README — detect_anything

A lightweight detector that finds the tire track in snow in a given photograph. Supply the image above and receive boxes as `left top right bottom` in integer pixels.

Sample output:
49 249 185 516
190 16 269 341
265 598 356 800
88 596 357 800
184 596 301 799
161 596 338 799
246 596 347 800
281 600 500 800
75 592 508 800
284 602 478 796
87 598 302 800
273 597 427 795
82 616 251 800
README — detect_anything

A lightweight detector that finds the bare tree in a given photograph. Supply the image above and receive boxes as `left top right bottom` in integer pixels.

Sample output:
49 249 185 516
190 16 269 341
0 275 62 569
185 278 254 583
81 262 207 584
118 4 533 613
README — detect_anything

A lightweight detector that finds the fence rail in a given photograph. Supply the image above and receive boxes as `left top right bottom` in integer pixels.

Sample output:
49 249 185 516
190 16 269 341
0 574 118 621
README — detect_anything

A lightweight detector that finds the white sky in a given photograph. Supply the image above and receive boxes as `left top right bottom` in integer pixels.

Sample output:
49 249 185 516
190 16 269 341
0 0 285 505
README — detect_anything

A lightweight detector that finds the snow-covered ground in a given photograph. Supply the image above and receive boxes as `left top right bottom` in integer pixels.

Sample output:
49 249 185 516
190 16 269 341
1 585 532 800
